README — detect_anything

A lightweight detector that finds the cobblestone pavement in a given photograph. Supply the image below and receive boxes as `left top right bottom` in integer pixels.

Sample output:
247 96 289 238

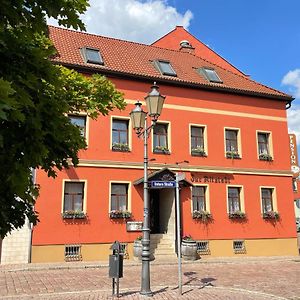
0 257 299 299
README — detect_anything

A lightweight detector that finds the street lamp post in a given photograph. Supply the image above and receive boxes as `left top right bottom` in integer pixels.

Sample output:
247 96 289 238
130 83 165 296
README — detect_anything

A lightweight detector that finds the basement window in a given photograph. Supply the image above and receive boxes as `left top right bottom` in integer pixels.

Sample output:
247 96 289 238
199 68 222 83
81 47 104 65
196 240 210 255
65 244 82 261
154 60 177 76
233 240 246 254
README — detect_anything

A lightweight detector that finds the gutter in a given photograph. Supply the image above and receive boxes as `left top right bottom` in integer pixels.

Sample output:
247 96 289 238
54 62 294 103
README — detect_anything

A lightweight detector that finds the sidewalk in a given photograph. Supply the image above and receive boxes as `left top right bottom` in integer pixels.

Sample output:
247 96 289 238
0 256 299 299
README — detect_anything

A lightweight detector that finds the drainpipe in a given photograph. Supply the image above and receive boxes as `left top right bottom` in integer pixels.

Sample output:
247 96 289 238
286 100 292 110
28 168 36 263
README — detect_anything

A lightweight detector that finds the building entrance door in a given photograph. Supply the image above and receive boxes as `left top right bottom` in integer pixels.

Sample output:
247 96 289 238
150 189 175 235
150 190 160 233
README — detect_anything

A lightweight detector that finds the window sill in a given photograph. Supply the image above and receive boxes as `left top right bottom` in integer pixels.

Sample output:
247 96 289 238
228 212 246 219
226 152 241 159
191 151 207 157
112 144 130 152
259 155 273 161
262 212 279 219
109 211 132 219
153 149 170 155
62 212 86 219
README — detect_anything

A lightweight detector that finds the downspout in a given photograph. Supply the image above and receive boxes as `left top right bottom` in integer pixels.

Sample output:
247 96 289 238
28 168 36 263
286 100 292 110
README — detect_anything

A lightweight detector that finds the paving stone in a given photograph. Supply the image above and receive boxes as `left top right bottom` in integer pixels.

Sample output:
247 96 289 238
0 257 299 299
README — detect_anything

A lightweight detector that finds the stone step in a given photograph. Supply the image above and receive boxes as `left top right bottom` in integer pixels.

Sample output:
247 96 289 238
154 253 177 260
154 249 175 255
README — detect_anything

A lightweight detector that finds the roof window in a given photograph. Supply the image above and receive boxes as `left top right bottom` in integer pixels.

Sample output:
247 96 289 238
155 60 177 77
199 68 222 83
81 47 103 65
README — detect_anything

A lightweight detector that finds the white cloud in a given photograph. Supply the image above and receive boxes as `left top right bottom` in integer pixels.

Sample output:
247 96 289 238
60 0 193 44
282 69 300 98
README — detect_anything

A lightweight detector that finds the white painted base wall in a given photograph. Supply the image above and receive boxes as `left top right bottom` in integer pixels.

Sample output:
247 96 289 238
0 219 31 264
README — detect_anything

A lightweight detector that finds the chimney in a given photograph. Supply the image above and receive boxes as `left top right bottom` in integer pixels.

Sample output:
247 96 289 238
179 40 195 54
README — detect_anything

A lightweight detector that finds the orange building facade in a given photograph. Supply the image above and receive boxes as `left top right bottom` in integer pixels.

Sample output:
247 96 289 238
31 27 298 262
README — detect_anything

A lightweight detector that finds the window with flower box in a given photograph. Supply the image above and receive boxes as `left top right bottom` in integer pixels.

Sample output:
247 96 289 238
257 132 273 161
110 183 131 219
225 128 241 159
153 123 170 154
227 186 245 218
261 188 279 219
112 119 130 152
192 186 211 220
62 182 86 219
190 126 206 156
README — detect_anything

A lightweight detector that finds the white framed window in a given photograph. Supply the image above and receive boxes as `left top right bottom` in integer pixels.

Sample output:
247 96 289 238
191 185 211 220
227 185 245 218
189 124 207 157
257 131 273 161
68 113 89 146
62 180 87 218
109 181 132 219
260 186 278 219
152 121 171 154
224 127 241 159
111 116 131 152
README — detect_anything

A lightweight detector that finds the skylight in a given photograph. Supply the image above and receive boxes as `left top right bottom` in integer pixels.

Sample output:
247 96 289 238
199 68 222 83
155 60 177 76
81 47 104 65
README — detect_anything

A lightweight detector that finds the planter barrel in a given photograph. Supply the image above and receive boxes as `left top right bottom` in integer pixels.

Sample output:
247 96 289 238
133 240 155 261
181 240 198 260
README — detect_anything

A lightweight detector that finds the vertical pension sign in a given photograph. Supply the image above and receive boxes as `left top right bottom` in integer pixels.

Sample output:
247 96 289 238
289 134 300 177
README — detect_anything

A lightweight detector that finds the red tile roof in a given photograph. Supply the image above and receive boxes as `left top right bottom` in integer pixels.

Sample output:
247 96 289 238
151 26 246 77
48 26 292 101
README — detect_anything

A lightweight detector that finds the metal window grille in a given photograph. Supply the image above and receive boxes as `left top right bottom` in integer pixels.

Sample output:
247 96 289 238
233 240 246 254
196 241 210 255
119 243 129 259
64 244 82 261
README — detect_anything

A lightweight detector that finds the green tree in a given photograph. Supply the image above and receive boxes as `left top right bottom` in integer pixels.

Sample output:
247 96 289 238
0 0 126 238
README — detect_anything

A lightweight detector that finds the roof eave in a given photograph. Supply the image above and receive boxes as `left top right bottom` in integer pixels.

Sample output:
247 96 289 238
54 61 294 102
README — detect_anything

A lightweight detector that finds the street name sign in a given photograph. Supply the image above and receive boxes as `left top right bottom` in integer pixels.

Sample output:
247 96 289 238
151 181 176 188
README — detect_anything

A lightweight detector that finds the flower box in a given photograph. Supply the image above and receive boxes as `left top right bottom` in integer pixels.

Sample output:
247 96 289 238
259 154 273 161
229 211 246 219
62 211 86 219
226 151 240 159
153 146 170 154
112 143 130 152
263 211 279 219
192 210 212 221
109 210 132 219
191 148 207 157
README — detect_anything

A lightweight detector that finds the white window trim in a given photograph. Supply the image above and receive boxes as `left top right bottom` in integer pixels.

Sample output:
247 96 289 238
190 184 210 213
68 113 90 148
189 123 208 156
151 120 171 153
224 127 242 158
61 179 88 213
256 130 274 159
259 186 278 213
110 116 132 151
226 185 245 213
109 181 132 213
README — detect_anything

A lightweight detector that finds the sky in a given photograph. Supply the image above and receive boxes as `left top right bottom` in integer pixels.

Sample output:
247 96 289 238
49 0 300 151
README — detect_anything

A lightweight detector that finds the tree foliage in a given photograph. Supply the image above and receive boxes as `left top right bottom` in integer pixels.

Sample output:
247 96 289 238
0 0 126 238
